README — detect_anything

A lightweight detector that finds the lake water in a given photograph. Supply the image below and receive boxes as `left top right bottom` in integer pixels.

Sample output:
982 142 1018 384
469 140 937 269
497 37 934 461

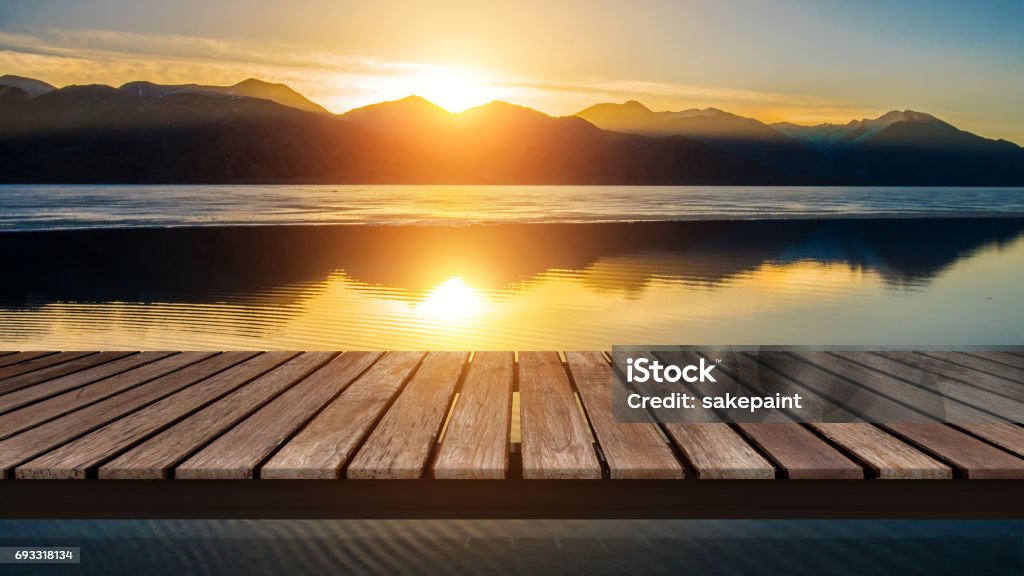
1 186 1023 349
0 185 1023 230
2 518 1021 575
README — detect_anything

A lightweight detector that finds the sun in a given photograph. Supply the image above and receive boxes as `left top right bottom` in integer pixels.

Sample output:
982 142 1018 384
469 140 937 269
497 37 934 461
409 68 500 113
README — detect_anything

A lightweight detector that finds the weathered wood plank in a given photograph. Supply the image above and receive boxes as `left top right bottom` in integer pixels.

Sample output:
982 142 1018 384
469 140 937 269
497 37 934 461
700 352 863 479
0 352 216 440
756 353 959 482
884 423 1024 479
737 423 863 479
262 352 423 480
813 424 952 479
877 352 1024 403
677 352 942 479
0 352 135 396
758 353 929 423
713 353 866 479
173 352 358 480
648 351 776 479
969 352 1024 371
0 352 93 383
519 351 601 480
564 351 683 479
921 352 1024 386
664 424 776 479
0 352 55 369
955 424 1024 461
835 352 1024 423
0 352 171 414
11 353 296 480
347 352 467 479
794 352 1008 426
843 352 1024 457
798 352 1024 459
0 352 264 478
432 352 514 479
103 352 382 480
954 423 1024 462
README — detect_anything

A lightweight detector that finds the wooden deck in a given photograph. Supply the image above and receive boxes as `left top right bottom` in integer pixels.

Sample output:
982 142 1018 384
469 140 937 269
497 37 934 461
0 349 1023 518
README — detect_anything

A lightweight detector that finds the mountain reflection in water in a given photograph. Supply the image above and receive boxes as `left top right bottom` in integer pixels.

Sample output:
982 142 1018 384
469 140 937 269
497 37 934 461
1 218 1022 349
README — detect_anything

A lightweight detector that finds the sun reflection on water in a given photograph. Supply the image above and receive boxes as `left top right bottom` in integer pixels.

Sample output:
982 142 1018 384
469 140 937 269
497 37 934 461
1 236 1024 350
413 277 486 324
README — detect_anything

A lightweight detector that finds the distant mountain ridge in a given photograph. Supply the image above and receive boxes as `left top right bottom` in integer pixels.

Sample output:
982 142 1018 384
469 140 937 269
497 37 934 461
1 74 1022 185
576 100 833 178
773 110 949 153
118 78 329 114
0 75 56 97
770 110 1024 185
0 78 776 184
578 100 1024 185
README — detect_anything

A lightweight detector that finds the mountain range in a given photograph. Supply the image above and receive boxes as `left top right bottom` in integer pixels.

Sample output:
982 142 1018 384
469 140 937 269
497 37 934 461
1 75 1022 185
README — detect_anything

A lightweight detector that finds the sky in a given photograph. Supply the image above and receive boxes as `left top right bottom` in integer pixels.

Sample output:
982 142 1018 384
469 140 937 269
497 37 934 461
1 0 1022 143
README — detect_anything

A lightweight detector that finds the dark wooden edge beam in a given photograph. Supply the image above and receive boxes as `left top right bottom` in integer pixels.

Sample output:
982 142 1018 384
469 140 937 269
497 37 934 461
1 479 1021 520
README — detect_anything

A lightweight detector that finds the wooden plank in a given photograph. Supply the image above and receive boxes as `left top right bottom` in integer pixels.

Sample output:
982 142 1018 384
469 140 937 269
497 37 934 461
835 352 1024 423
173 352 358 480
347 352 468 480
745 352 950 477
969 352 1024 371
106 352 384 480
785 352 1024 473
803 352 1024 458
955 424 1024 460
700 352 863 479
432 352 515 479
0 352 55 369
737 423 862 479
0 352 282 477
664 350 915 479
262 352 423 480
813 424 952 479
10 353 296 479
663 424 776 479
647 351 776 479
0 352 171 414
922 352 1024 385
563 351 682 479
795 351 1015 425
0 352 135 396
0 352 93 382
877 352 1024 403
884 423 1024 479
955 424 1024 461
518 351 601 480
0 352 216 440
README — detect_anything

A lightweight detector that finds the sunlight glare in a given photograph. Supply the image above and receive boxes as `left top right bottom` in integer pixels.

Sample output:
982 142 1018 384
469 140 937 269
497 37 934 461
409 68 500 112
414 276 486 323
